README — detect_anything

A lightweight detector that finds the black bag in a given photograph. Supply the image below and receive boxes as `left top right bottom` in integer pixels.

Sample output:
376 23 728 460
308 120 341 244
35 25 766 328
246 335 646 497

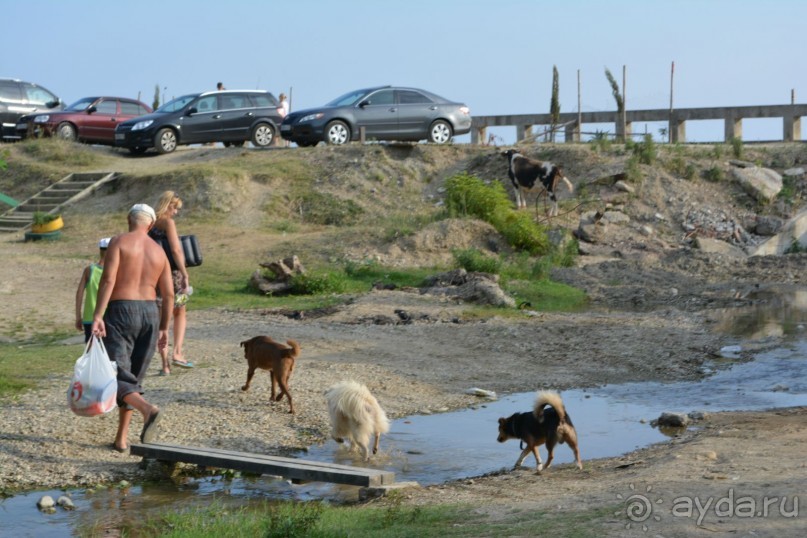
153 233 203 269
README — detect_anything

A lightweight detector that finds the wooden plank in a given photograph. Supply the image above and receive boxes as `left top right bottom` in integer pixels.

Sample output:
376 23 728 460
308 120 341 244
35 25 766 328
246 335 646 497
130 442 395 487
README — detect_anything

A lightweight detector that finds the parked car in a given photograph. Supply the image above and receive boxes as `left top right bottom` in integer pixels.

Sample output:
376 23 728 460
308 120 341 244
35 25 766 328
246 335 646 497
15 96 152 145
0 78 62 141
114 90 283 154
280 86 471 146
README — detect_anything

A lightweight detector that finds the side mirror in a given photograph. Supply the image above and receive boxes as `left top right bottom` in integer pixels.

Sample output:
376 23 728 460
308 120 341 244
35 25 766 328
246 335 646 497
86 105 97 114
186 107 198 116
46 99 61 108
359 100 370 108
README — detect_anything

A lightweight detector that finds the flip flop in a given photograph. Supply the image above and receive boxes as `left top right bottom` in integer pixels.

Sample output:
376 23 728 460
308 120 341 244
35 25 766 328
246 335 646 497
172 359 194 369
110 442 128 453
140 409 162 443
158 370 170 376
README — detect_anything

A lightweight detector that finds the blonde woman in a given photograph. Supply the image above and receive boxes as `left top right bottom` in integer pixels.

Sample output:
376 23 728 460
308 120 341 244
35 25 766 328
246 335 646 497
149 191 193 373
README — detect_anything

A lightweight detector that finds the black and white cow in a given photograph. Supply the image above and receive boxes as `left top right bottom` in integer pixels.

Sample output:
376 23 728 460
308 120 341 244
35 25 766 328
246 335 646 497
502 149 574 215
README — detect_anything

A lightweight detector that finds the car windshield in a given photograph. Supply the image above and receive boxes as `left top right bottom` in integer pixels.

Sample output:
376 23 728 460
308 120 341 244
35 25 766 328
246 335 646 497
156 94 197 113
324 89 373 107
64 98 96 112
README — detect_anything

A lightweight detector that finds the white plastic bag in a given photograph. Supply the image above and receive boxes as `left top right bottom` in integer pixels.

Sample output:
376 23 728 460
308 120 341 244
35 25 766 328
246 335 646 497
67 336 118 417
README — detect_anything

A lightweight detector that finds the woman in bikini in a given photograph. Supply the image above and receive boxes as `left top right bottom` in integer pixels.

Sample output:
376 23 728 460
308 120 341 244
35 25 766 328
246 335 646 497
150 191 193 373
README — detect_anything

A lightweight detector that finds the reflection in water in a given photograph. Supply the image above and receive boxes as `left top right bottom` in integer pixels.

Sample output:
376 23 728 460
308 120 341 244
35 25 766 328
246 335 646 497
711 285 807 339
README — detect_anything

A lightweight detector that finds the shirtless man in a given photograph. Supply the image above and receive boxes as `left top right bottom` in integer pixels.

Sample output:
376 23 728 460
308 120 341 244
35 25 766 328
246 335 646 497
92 203 174 452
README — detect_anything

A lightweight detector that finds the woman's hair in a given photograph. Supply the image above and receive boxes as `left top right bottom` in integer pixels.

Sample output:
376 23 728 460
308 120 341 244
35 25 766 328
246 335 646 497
155 191 183 219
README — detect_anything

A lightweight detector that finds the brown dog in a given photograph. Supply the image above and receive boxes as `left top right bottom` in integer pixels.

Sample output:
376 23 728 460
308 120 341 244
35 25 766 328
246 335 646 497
497 391 583 473
239 336 299 414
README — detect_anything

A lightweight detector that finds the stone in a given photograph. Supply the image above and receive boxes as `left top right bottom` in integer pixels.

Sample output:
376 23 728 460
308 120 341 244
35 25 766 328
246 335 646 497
57 495 75 510
614 180 635 193
654 412 689 428
37 495 55 510
730 166 782 202
359 481 421 501
755 216 784 236
692 237 746 258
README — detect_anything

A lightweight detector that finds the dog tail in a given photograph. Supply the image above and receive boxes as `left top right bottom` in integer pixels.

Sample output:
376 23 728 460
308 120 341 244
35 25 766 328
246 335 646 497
285 339 301 358
534 390 567 422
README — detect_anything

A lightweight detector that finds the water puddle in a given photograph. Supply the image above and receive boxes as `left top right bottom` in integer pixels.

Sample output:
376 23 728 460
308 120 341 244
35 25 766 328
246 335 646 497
6 289 807 537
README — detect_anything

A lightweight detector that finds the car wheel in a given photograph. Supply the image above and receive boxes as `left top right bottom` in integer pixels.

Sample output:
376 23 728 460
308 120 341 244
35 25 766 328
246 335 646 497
325 120 350 145
128 146 147 155
56 122 77 141
428 120 453 144
251 123 275 147
154 128 177 154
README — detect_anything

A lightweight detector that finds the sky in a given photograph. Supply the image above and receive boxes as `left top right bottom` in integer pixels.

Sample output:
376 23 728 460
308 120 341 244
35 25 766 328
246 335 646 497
3 0 806 144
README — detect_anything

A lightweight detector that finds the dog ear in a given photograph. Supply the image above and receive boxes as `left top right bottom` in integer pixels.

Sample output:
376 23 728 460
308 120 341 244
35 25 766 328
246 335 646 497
498 417 505 425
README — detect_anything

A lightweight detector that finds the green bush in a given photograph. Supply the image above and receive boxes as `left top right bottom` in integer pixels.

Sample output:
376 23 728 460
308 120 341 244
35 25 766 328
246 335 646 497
704 166 725 182
444 173 550 255
452 248 502 274
289 270 347 295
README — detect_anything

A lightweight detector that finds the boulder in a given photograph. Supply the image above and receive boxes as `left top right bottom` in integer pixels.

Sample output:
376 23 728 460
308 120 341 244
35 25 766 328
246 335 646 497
747 207 807 256
653 412 689 428
692 237 747 258
730 166 782 202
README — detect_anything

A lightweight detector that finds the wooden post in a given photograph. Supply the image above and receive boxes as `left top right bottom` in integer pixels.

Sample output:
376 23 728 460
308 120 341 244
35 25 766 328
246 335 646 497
622 65 627 143
577 69 582 142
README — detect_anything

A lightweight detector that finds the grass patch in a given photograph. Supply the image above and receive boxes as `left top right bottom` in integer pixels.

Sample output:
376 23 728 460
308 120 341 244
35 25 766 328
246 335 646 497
505 278 588 312
110 497 609 538
18 138 100 166
0 336 81 399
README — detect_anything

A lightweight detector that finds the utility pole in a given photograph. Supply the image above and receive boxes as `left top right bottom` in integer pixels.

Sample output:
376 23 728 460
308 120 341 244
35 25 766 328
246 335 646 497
577 69 582 143
669 61 675 143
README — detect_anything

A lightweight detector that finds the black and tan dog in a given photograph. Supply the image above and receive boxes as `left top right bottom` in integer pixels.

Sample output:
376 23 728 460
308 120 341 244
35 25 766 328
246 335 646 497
239 336 299 414
497 390 583 473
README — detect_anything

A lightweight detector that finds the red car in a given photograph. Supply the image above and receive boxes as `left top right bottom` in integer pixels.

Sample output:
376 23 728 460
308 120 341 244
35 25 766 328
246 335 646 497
15 96 152 145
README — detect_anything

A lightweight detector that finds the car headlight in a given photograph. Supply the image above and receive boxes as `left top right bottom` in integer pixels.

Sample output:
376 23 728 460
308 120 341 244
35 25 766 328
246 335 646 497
459 106 470 115
132 120 154 131
33 115 50 123
299 113 324 123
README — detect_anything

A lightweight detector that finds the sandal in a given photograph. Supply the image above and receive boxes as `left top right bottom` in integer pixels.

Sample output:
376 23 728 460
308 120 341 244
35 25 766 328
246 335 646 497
158 370 170 376
172 359 194 368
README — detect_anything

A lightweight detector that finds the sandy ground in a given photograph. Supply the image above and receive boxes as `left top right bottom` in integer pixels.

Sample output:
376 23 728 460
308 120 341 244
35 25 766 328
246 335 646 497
1 143 806 536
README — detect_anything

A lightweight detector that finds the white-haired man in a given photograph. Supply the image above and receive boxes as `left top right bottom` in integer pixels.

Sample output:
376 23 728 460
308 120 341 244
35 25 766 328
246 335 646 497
92 203 174 452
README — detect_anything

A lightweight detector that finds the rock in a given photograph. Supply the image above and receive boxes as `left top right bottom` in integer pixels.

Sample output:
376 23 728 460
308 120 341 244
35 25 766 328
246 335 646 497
639 225 654 236
692 237 747 258
57 495 75 510
688 411 708 421
719 345 742 358
730 166 782 202
602 211 630 224
466 387 497 399
654 412 689 428
747 207 807 256
614 180 635 193
755 216 784 236
359 481 421 501
576 223 603 243
770 384 789 392
783 167 804 177
37 495 55 510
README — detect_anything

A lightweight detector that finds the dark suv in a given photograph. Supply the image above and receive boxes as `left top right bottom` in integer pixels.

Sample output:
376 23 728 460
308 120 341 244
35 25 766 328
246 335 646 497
115 90 283 154
0 78 62 141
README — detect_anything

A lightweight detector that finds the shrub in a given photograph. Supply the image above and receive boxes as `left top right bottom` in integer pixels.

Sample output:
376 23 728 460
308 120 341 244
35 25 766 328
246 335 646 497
443 173 550 255
704 166 724 182
289 270 347 295
452 248 502 274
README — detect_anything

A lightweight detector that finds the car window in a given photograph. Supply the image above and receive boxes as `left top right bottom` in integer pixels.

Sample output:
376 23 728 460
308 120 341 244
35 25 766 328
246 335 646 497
325 89 371 107
248 93 278 108
364 90 394 106
218 94 247 110
195 96 218 113
23 84 57 105
157 94 197 113
0 82 21 101
95 100 117 114
65 97 95 111
121 101 144 115
398 90 433 105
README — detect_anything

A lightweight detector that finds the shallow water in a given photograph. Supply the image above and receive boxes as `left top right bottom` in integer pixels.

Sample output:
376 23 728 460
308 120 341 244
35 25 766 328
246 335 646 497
5 291 807 537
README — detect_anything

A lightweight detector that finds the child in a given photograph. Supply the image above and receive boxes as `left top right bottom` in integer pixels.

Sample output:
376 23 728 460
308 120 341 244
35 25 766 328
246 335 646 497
75 237 110 342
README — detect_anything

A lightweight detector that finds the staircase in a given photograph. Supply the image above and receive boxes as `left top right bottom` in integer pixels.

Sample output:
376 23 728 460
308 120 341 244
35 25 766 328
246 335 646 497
0 172 119 233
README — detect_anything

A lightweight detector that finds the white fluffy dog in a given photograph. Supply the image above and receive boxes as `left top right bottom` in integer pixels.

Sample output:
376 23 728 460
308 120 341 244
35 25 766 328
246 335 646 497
324 380 390 461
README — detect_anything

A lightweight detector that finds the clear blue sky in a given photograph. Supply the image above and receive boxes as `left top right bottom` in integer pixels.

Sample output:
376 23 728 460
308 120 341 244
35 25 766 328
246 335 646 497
3 0 805 143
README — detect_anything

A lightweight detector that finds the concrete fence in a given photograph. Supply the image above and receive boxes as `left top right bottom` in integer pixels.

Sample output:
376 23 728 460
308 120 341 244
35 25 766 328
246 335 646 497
471 104 807 145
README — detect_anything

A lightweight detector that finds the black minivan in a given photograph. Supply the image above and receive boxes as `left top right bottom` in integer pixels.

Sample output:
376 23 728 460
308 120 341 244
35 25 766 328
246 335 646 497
0 78 62 141
115 90 283 154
